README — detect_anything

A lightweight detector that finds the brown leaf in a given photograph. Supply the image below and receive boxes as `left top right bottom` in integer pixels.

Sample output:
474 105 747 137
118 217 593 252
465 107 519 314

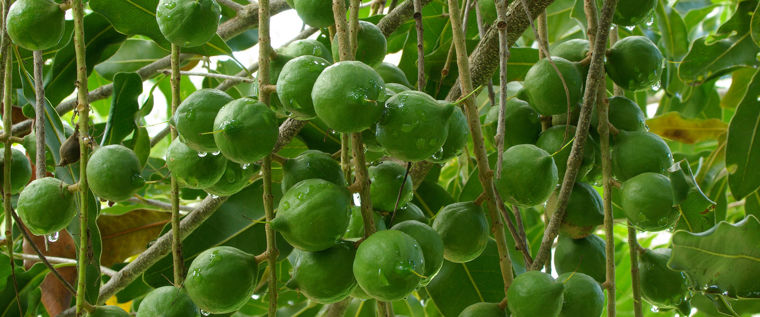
98 210 170 267
22 228 77 317
647 112 727 144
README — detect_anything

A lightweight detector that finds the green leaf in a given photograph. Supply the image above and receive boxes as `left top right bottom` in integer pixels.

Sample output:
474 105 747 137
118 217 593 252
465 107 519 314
669 215 760 298
726 68 760 199
747 189 760 219
425 240 505 317
670 160 718 232
101 72 142 146
0 263 50 317
89 0 231 56
751 1 760 46
655 0 690 59
94 39 169 81
721 67 757 109
678 0 760 85
412 180 455 218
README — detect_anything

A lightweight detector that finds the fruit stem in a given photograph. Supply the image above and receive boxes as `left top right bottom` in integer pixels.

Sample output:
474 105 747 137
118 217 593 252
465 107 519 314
169 44 185 287
67 182 80 192
270 153 288 165
388 162 412 223
446 0 515 296
341 134 352 185
494 0 509 179
33 50 46 180
412 0 425 90
627 224 645 317
494 192 534 266
529 0 619 272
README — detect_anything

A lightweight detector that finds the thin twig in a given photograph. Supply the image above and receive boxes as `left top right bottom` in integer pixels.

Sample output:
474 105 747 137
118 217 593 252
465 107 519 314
536 11 549 59
493 191 533 266
628 224 644 317
161 70 257 83
340 134 351 184
389 162 412 224
413 0 425 90
10 253 118 277
33 50 46 179
494 0 509 179
349 0 360 56
169 44 185 287
128 196 194 212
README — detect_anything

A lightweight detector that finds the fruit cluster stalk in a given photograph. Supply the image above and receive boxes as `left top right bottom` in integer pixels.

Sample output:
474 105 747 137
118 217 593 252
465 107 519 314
169 44 185 287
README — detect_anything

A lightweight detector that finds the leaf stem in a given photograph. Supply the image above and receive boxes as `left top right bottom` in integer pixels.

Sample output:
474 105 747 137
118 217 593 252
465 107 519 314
169 44 185 287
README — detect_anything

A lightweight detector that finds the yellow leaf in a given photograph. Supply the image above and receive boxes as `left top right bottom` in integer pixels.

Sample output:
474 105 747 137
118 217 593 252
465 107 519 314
647 112 727 144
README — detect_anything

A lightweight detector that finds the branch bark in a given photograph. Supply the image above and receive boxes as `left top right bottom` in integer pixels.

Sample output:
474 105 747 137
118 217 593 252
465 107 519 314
33 50 45 179
169 44 185 287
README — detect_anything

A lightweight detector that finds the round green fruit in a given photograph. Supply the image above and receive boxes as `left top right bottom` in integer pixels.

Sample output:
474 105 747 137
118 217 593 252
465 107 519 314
272 179 351 251
278 39 332 61
484 98 541 149
172 89 233 153
391 220 444 285
605 36 663 91
522 57 584 115
282 150 345 193
495 144 559 206
385 83 411 95
185 246 258 314
89 306 130 317
332 21 387 66
166 140 227 189
369 161 413 212
547 182 603 239
17 177 77 235
312 61 385 132
612 131 673 181
156 0 221 47
87 145 145 202
592 96 647 133
294 0 345 28
621 172 678 231
613 0 656 26
536 125 596 181
557 272 604 317
386 202 427 227
431 106 469 162
554 234 606 283
0 147 32 195
374 62 412 87
137 286 199 317
344 206 387 239
432 202 489 263
639 248 691 314
205 162 259 196
287 241 357 303
213 98 279 164
6 0 65 51
376 91 455 161
277 55 330 120
459 302 508 317
553 39 590 63
353 230 425 301
507 271 564 317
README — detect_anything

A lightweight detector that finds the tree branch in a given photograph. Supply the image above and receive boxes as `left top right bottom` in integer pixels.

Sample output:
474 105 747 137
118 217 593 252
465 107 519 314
169 44 185 287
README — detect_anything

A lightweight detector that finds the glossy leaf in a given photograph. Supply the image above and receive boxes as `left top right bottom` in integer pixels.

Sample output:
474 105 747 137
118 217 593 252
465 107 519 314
721 67 756 109
101 72 143 146
670 160 717 232
98 210 170 267
655 0 690 59
669 216 760 298
647 112 727 144
94 39 169 81
726 68 760 200
0 263 48 317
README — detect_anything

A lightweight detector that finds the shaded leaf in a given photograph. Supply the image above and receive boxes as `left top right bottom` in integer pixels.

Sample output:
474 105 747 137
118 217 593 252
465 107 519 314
655 0 690 59
0 263 49 317
721 67 756 109
22 229 77 317
670 160 718 232
98 210 171 267
647 112 727 144
669 215 760 298
94 39 169 81
726 68 760 199
101 72 143 146
746 189 760 219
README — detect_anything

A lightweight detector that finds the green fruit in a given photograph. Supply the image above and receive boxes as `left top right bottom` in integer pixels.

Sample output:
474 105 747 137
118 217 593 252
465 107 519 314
431 106 469 162
386 202 427 227
376 91 455 161
613 0 656 26
6 0 65 51
522 57 584 115
507 271 564 317
432 202 488 263
495 144 559 206
353 230 425 301
213 98 279 164
476 0 497 25
185 246 258 314
369 161 413 212
554 234 606 283
89 306 130 317
166 140 227 189
282 150 346 193
621 172 677 231
137 286 199 317
278 39 332 61
459 302 508 317
592 96 647 133
294 0 345 28
86 145 145 202
536 125 596 181
272 179 351 251
172 89 233 153
557 272 604 317
344 206 387 239
17 177 77 235
547 182 603 239
312 61 385 132
205 162 259 196
553 39 590 63
639 248 691 314
385 83 411 94
287 241 357 303
156 0 222 47
350 284 371 299
605 36 663 91
484 98 541 149
391 220 444 286
277 55 330 120
0 147 32 195
611 131 673 181
374 62 412 87
332 21 387 66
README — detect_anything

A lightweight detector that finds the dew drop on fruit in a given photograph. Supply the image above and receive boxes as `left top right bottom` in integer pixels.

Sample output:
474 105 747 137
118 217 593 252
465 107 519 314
47 232 59 243
201 310 210 316
198 152 208 157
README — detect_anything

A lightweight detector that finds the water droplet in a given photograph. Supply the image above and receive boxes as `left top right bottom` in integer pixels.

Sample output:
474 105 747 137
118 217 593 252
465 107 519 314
212 151 221 156
210 194 220 199
651 306 659 313
251 294 261 300
242 163 251 170
201 310 210 316
47 232 59 243
198 152 208 158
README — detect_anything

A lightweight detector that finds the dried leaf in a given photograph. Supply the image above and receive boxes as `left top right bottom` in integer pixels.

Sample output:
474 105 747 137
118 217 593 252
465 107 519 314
647 112 727 144
98 210 170 267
